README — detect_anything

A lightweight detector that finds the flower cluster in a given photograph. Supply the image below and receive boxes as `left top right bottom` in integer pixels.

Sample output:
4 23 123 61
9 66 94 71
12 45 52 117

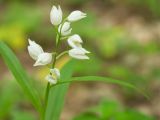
28 5 90 85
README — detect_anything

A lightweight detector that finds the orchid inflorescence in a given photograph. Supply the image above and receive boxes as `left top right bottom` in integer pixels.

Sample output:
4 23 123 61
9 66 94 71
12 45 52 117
28 5 90 85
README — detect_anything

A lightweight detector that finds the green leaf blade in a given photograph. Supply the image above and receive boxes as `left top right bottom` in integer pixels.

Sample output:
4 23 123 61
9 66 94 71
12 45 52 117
0 42 43 115
58 76 149 99
45 60 76 120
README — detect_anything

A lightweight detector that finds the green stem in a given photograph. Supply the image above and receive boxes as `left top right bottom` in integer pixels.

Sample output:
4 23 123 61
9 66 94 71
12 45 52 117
56 32 60 46
56 51 68 60
52 52 57 68
43 19 67 119
60 36 70 40
43 25 62 118
43 82 50 120
45 83 50 106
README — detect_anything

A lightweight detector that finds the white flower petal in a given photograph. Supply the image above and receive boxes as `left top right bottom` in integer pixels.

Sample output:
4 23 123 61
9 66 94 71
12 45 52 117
50 68 60 79
45 68 60 85
68 10 87 22
34 53 52 66
62 28 72 36
45 74 57 84
67 34 83 48
50 5 63 25
69 48 89 60
28 39 44 60
58 22 72 36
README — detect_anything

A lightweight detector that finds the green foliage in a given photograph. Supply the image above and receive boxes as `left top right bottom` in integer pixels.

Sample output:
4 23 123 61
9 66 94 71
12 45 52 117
107 65 147 85
99 100 120 119
0 79 37 120
64 0 90 6
45 60 76 120
0 3 43 50
115 110 155 120
98 27 127 58
72 13 99 39
73 113 101 120
43 58 148 120
73 100 156 120
127 41 160 54
0 42 43 116
75 54 102 75
0 80 18 119
57 76 148 99
2 3 42 32
11 111 35 120
0 1 159 120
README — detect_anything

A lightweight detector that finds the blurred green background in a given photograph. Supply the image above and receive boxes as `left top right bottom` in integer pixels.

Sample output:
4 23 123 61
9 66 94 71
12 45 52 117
0 0 160 120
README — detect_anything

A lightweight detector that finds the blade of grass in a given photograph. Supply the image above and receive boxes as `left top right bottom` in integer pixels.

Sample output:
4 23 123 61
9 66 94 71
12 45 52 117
45 60 75 120
0 42 43 116
57 76 149 99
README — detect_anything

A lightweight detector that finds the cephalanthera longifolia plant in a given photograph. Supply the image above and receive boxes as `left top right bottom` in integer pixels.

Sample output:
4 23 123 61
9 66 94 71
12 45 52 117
28 5 89 85
0 4 148 120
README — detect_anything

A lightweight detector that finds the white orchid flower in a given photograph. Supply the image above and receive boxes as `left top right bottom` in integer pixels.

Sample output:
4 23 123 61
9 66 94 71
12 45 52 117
45 68 60 84
67 34 90 54
69 48 89 60
50 5 62 26
34 53 52 66
58 22 72 36
67 34 83 48
50 68 60 79
68 10 87 22
45 74 57 85
28 39 44 60
28 39 52 66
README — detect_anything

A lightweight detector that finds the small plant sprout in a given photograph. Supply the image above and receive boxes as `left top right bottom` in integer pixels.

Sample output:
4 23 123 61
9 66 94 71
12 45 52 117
28 5 90 85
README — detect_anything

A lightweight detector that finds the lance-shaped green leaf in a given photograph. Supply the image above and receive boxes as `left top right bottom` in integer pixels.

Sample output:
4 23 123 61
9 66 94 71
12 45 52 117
0 42 43 116
45 60 75 120
57 76 149 99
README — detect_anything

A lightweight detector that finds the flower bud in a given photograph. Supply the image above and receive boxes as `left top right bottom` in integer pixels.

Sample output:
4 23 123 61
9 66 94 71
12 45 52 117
69 48 89 60
50 68 60 79
50 5 62 26
67 34 83 48
45 75 57 85
34 53 52 66
68 11 86 22
58 22 72 36
45 68 60 84
28 39 44 60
